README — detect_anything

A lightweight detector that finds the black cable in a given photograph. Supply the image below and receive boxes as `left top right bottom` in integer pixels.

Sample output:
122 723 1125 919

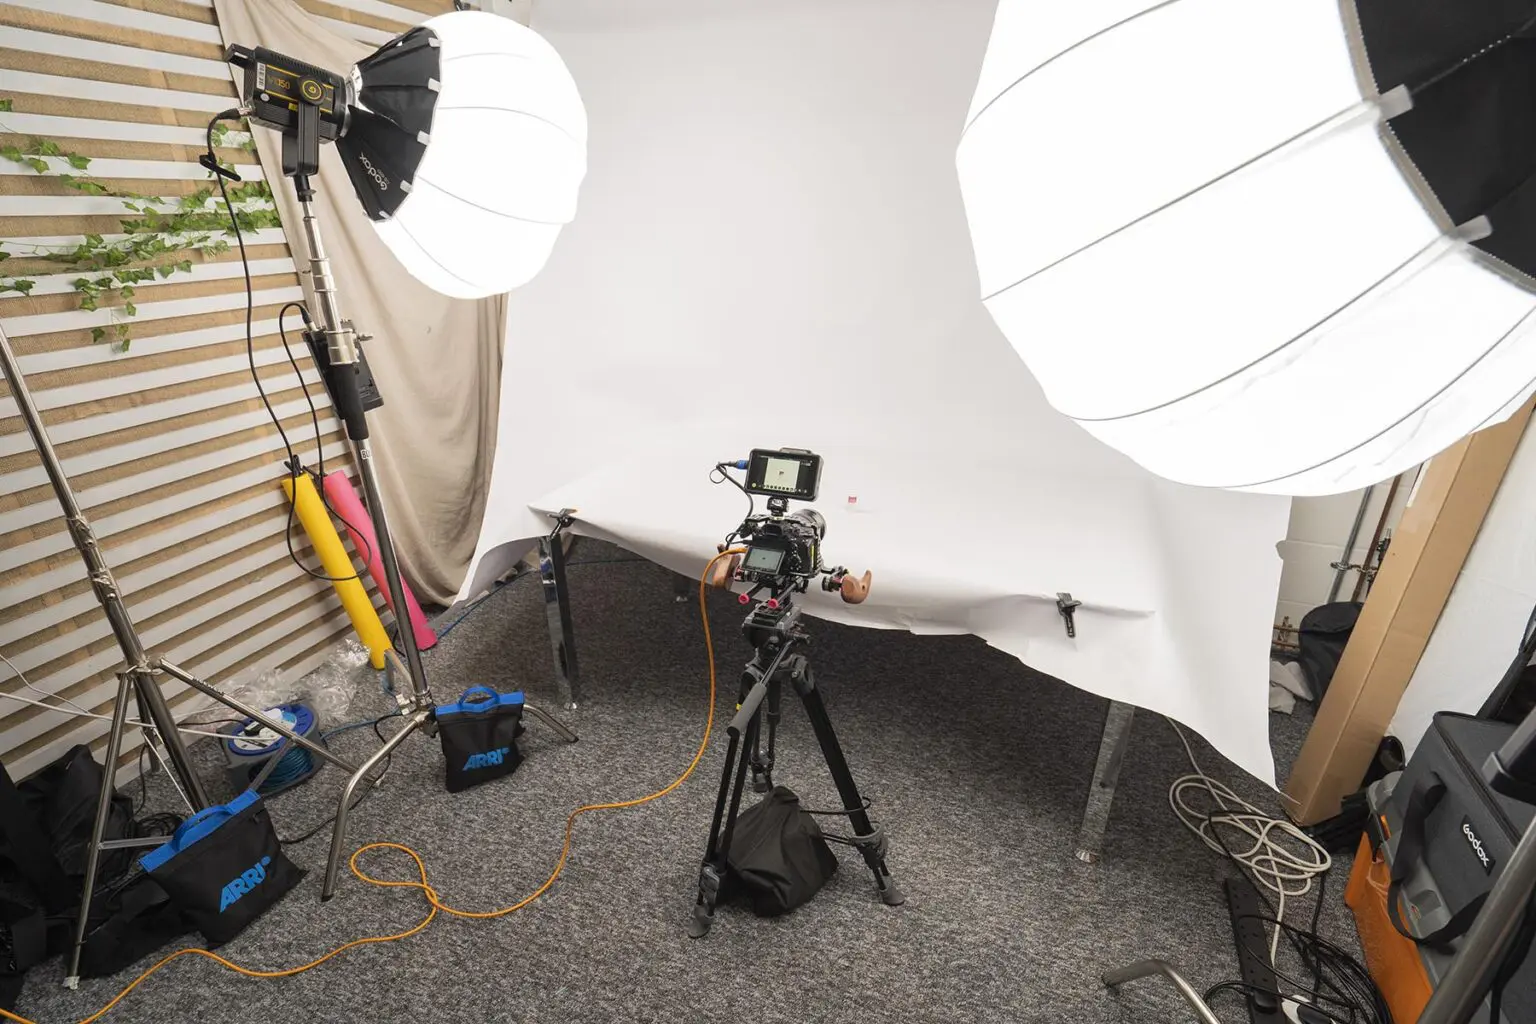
1202 813 1391 1024
206 113 371 586
209 111 295 467
712 463 754 546
132 743 149 817
801 797 873 817
278 301 324 477
1232 913 1392 1024
277 711 401 846
1310 868 1329 992
276 303 376 580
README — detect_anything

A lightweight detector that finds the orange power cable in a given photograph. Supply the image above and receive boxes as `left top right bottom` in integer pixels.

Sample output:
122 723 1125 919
1 551 740 1024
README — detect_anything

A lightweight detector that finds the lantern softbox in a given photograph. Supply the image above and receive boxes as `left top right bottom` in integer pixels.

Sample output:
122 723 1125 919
957 0 1536 495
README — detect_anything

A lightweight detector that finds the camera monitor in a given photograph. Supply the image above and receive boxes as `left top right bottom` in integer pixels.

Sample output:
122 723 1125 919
742 545 786 573
745 448 822 502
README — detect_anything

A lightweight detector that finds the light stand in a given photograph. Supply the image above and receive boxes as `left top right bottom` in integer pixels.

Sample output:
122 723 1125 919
238 80 577 900
0 322 365 989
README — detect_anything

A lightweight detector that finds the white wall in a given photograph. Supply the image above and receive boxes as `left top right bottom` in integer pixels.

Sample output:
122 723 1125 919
463 0 1293 783
1277 476 1416 630
1392 429 1536 753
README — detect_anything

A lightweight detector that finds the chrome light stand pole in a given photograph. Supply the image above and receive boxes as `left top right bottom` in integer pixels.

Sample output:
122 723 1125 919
255 88 577 897
0 322 363 989
285 173 440 900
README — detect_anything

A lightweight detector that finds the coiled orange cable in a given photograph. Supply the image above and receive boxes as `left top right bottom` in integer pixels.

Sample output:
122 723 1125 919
0 551 741 1024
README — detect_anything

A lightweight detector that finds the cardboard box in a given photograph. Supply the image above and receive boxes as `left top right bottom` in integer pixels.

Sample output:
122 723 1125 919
1285 401 1535 824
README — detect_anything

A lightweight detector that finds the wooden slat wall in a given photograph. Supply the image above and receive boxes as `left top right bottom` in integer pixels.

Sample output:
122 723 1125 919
0 0 448 785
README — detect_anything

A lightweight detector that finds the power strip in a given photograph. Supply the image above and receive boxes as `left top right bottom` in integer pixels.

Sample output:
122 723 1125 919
1225 877 1286 1023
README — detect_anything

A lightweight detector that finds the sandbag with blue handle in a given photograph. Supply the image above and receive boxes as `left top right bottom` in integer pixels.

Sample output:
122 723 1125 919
139 790 301 945
436 686 525 793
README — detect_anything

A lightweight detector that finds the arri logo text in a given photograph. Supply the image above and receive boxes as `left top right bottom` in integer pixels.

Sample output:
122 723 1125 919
220 855 274 912
464 747 511 771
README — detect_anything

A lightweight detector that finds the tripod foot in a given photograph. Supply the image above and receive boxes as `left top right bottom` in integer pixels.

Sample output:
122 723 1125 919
687 863 723 937
686 906 714 938
879 878 906 906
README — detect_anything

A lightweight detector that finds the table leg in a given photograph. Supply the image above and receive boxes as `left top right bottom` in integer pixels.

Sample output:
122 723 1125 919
1076 700 1136 864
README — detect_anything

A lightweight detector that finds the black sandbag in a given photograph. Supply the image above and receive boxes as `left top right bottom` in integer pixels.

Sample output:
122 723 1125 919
723 786 838 916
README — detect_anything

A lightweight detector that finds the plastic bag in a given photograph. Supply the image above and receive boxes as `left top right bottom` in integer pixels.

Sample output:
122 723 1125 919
185 641 372 730
294 640 372 725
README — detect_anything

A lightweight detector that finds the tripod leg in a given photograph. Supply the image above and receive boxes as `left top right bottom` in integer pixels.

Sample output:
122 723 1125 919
690 725 741 939
792 663 904 907
690 690 763 937
65 670 135 988
751 677 780 793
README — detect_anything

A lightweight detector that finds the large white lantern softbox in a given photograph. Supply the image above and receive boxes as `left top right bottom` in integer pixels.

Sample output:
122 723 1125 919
339 10 587 299
956 0 1536 494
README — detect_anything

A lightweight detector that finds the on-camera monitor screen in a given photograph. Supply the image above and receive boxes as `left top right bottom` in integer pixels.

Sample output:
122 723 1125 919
744 547 785 572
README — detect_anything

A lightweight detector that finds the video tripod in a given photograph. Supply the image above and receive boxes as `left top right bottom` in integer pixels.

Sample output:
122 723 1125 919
687 510 904 936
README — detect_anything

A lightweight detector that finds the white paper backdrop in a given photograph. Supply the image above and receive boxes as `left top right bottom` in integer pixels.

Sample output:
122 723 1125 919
457 0 1292 783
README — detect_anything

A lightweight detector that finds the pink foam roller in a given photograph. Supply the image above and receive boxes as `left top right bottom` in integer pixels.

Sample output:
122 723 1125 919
322 470 438 651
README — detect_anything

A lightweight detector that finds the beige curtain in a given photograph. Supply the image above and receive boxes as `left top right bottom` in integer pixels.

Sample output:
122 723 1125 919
213 0 505 604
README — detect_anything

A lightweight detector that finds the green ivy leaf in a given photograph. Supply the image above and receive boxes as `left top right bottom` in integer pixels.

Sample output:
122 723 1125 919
123 301 136 316
78 295 98 311
24 157 47 173
9 279 33 295
91 326 106 343
119 285 134 299
0 145 21 163
0 99 13 113
0 251 9 262
116 323 130 338
66 154 91 170
35 139 61 157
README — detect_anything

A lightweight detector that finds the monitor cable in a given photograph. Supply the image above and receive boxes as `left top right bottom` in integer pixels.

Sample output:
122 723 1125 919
205 111 373 586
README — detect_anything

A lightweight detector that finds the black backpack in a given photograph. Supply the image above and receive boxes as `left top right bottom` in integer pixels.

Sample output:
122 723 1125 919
0 750 191 1009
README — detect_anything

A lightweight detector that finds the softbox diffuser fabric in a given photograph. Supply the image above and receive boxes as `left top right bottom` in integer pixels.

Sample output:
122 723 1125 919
461 0 1292 784
957 0 1536 494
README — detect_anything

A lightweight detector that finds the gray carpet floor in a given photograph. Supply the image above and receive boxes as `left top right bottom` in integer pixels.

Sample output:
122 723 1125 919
14 543 1364 1023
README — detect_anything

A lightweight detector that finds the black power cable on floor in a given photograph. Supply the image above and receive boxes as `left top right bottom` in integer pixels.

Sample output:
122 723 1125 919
1202 830 1391 1024
277 711 402 847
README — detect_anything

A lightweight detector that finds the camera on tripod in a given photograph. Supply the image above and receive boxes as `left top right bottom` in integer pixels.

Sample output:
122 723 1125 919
712 448 870 604
689 447 900 938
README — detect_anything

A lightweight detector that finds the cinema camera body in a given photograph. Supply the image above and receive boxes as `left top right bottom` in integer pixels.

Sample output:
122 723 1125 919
712 448 871 606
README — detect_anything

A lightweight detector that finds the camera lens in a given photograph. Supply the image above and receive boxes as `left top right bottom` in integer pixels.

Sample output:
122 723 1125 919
790 509 826 540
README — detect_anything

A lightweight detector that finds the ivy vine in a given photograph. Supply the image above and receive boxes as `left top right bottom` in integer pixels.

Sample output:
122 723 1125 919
0 97 281 350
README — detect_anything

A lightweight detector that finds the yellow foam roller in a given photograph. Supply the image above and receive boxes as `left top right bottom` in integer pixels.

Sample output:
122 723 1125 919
281 472 389 669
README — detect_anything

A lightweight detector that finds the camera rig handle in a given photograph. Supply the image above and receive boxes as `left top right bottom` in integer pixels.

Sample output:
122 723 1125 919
824 567 872 605
709 550 742 590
